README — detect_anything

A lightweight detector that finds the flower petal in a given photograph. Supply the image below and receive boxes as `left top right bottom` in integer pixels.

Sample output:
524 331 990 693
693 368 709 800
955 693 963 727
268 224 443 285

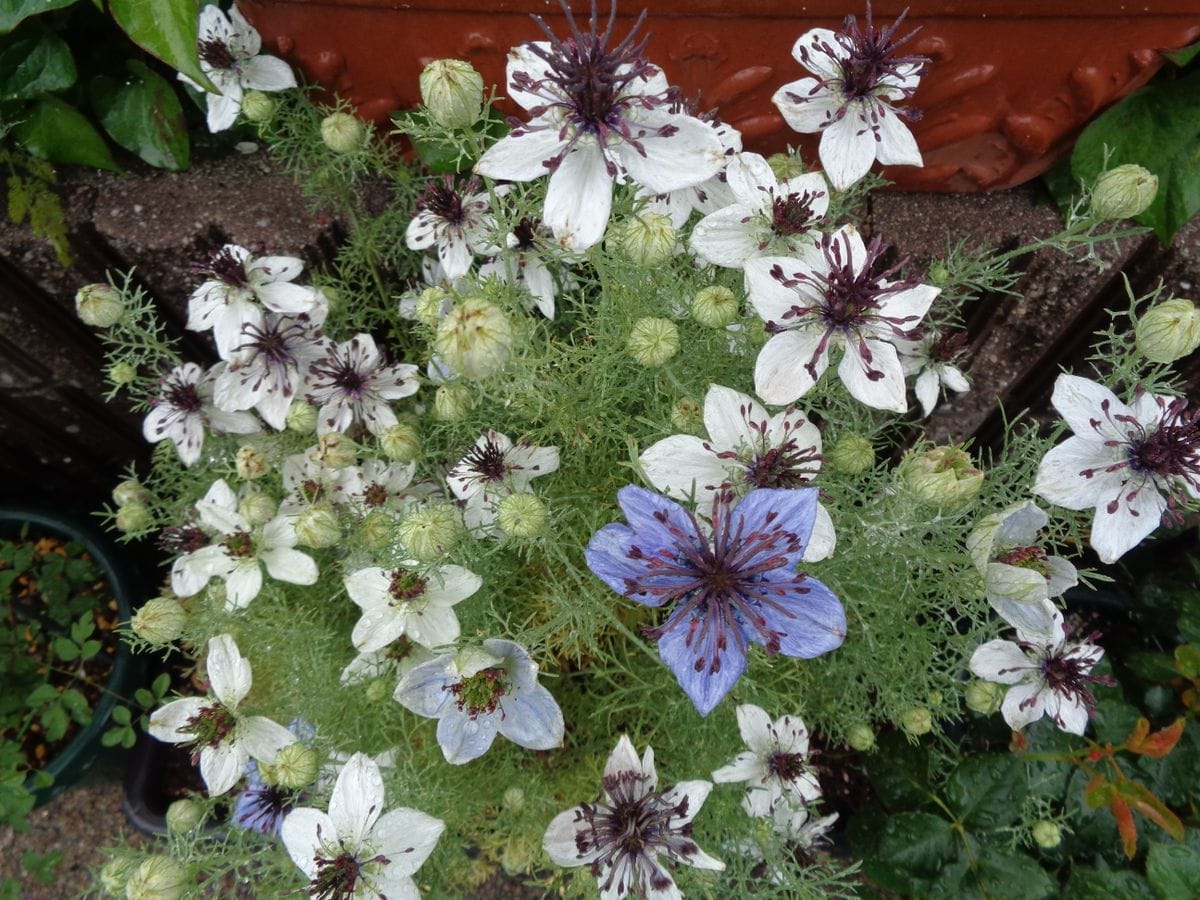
544 141 613 251
755 329 827 406
371 807 445 876
329 752 384 848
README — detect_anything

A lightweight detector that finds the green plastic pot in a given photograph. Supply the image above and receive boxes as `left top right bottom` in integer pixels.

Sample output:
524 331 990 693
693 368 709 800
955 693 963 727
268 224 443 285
0 506 144 806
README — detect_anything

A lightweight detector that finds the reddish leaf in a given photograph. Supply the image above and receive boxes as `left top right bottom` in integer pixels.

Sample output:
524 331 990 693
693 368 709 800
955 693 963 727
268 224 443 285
1127 718 1185 759
1085 774 1113 810
1116 780 1186 841
1110 795 1138 859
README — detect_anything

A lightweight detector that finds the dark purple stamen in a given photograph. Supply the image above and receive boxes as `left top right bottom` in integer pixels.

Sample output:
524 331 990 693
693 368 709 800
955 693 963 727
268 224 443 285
418 176 479 225
462 438 509 482
198 39 236 72
198 246 250 288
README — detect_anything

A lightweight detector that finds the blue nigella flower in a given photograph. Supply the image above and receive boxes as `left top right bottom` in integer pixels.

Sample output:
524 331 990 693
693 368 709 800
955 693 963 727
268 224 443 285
585 485 846 715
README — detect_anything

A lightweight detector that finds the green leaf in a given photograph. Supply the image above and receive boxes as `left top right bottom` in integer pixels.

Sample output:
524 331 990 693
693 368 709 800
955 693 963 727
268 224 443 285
1092 696 1143 746
109 0 214 92
940 848 1057 900
152 672 170 696
0 0 77 33
100 727 124 748
1126 651 1180 683
864 730 932 811
51 636 78 661
945 753 1029 830
1066 866 1155 899
12 96 120 171
1071 71 1200 243
1146 841 1200 899
1175 644 1200 679
24 683 57 707
874 811 958 876
89 60 189 170
110 705 131 726
0 33 75 101
40 703 68 741
58 688 89 722
1165 41 1200 67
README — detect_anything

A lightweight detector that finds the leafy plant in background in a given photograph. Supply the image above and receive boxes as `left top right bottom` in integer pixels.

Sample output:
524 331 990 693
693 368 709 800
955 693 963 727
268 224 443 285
0 0 212 262
1046 39 1200 242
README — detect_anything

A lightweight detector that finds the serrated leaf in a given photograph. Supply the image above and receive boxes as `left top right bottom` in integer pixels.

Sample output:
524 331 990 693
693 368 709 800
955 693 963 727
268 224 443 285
1071 71 1200 243
51 636 78 661
966 848 1057 900
0 0 77 33
89 60 189 170
874 811 958 875
1066 867 1155 900
1146 841 1200 898
1175 644 1200 679
40 704 67 741
109 0 213 92
0 33 75 101
945 753 1028 829
24 683 57 707
12 96 120 171
864 730 932 811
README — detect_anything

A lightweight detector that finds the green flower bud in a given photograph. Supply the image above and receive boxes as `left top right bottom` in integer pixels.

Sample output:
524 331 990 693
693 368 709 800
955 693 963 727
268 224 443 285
434 297 513 379
627 317 679 367
360 509 398 553
237 491 277 527
669 396 703 434
268 742 318 789
235 444 269 480
827 433 875 475
365 678 390 703
286 400 318 434
116 502 153 534
165 799 205 833
928 262 951 285
1032 819 1062 848
496 492 548 538
295 503 341 548
767 152 807 182
131 597 187 645
691 285 739 328
434 383 473 421
100 857 137 895
108 360 138 386
315 432 357 468
419 59 485 129
397 504 462 561
241 89 275 123
927 690 943 708
320 111 367 154
501 834 540 876
965 679 1003 715
616 212 676 267
414 286 451 328
75 283 125 328
1135 298 1200 364
113 478 149 507
124 855 188 900
503 786 525 811
900 706 933 737
900 445 984 509
846 723 876 752
1091 164 1157 220
379 421 421 463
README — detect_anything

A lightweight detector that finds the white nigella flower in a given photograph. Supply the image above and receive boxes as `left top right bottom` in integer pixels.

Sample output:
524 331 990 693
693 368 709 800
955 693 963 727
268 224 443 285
969 606 1108 736
712 704 821 817
478 217 570 320
965 501 1077 638
188 244 326 357
306 334 421 436
641 115 743 230
394 639 564 765
184 5 297 133
280 449 364 516
149 634 295 796
543 734 724 898
213 310 330 430
340 637 436 688
690 151 829 269
143 362 260 466
281 752 444 900
405 176 493 280
895 330 970 417
344 562 482 652
170 478 318 611
347 459 432 516
745 225 938 411
447 431 560 533
771 9 926 190
639 383 835 561
771 804 839 847
1033 373 1200 564
473 7 726 250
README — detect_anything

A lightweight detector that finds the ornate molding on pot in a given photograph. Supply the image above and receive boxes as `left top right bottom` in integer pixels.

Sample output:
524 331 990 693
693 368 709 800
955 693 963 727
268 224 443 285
237 0 1200 191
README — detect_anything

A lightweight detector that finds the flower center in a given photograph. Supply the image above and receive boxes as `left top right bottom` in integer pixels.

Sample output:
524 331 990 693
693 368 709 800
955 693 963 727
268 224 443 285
223 531 256 558
310 849 389 900
463 438 509 482
198 38 237 72
741 440 821 489
513 217 540 251
363 483 389 508
994 545 1051 579
181 704 236 749
1129 398 1200 486
201 246 249 287
770 190 822 239
419 177 469 225
451 666 508 717
767 750 808 782
158 525 208 554
236 784 294 835
163 378 203 413
386 634 415 662
388 569 429 604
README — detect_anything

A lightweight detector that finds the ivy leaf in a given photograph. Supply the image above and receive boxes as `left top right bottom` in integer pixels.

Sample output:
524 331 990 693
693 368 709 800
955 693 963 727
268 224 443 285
11 96 120 172
1146 841 1200 898
945 753 1029 829
109 0 214 92
89 61 189 170
0 0 77 33
0 33 75 101
1070 71 1200 243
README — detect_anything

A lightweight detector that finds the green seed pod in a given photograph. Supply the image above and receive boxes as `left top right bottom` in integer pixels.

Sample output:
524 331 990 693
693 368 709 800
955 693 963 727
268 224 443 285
434 383 473 422
964 679 1003 714
124 855 188 900
627 317 680 367
241 90 276 123
165 799 205 833
419 59 485 129
900 706 933 736
827 433 875 475
899 445 984 509
691 285 739 328
1135 297 1200 364
496 492 548 538
235 444 269 480
1032 820 1062 849
380 421 421 463
397 504 462 561
131 597 188 645
115 502 153 534
286 401 318 435
238 491 277 527
1091 164 1157 220
320 111 367 154
75 283 125 328
295 504 341 549
846 723 876 752
617 212 677 267
434 297 513 380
